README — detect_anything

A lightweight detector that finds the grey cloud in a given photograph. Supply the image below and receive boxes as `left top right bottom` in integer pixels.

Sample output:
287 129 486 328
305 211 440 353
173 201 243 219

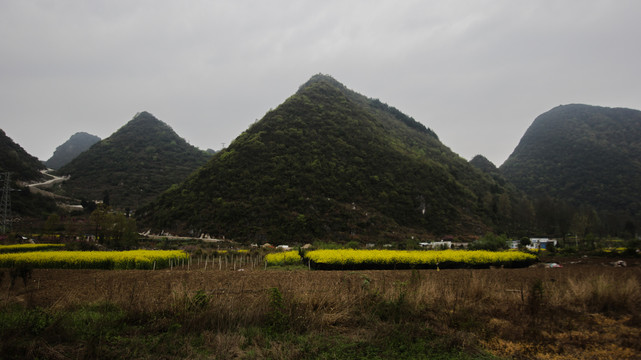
1 1 640 166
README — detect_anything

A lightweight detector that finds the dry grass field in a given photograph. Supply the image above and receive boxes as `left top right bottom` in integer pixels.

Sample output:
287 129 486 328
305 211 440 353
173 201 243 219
1 256 640 359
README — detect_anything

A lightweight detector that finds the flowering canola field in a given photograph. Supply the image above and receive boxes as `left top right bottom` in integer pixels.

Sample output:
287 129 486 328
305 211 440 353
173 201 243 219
265 251 302 266
303 249 536 270
0 243 65 253
0 250 188 270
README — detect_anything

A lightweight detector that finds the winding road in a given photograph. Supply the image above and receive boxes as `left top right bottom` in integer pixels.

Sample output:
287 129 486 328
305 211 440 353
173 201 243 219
25 170 73 201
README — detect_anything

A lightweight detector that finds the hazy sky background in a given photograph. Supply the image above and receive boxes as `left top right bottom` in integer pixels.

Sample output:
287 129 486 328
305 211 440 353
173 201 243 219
2 0 640 166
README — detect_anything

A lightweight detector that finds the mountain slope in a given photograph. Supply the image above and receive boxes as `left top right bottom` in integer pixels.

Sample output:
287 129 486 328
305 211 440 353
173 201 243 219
0 129 45 182
0 129 58 220
57 112 211 209
45 132 101 170
139 74 524 242
470 155 500 176
500 104 641 217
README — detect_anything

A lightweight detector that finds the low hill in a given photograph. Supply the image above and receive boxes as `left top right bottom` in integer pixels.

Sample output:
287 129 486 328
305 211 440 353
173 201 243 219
0 129 58 221
470 155 500 176
138 74 527 242
500 104 641 219
45 132 101 170
0 129 45 182
57 112 212 209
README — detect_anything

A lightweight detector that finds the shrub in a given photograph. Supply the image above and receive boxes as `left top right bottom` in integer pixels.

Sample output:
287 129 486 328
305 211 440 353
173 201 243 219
468 233 509 251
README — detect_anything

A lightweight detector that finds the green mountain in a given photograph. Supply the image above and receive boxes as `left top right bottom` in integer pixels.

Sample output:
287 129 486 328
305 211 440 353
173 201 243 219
0 129 58 221
57 112 211 209
45 132 101 170
0 128 45 182
469 155 500 176
500 104 641 219
138 74 525 242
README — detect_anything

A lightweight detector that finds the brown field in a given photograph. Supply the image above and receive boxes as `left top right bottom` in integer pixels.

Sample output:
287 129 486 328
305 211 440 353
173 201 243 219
2 256 641 359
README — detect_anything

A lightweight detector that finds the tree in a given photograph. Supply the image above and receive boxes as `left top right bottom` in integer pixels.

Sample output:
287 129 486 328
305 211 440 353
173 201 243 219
570 206 600 249
44 213 62 234
469 233 509 251
90 204 137 248
624 221 637 240
570 212 589 242
90 204 110 243
519 237 531 249
81 198 97 213
102 190 110 206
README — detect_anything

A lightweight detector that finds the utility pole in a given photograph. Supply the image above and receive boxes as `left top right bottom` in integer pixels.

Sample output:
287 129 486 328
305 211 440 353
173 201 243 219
1 172 11 234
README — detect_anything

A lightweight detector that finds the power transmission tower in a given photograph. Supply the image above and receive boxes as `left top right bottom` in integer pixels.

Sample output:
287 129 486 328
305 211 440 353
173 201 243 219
1 172 11 234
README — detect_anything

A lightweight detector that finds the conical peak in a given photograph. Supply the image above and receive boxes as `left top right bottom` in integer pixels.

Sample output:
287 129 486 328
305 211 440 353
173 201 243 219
298 73 347 93
123 111 172 131
69 131 98 139
131 111 160 123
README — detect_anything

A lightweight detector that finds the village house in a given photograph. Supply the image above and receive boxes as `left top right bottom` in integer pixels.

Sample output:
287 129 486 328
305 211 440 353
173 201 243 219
419 240 453 249
528 238 557 250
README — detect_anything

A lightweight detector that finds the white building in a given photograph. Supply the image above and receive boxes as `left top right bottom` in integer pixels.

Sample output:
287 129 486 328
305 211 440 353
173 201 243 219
527 238 557 250
419 240 452 249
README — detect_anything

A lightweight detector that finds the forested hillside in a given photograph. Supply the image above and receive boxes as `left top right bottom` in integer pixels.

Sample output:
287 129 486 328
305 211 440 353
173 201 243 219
45 132 101 170
0 129 58 220
57 112 212 209
500 104 641 236
138 75 528 242
470 155 500 177
0 129 46 182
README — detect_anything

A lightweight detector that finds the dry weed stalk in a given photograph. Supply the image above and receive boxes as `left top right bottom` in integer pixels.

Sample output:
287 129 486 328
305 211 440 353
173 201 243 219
2 265 640 359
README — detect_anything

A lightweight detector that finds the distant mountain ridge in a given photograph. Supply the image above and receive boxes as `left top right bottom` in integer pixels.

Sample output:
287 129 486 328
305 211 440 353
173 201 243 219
500 104 641 218
57 112 212 209
138 74 526 242
45 132 101 170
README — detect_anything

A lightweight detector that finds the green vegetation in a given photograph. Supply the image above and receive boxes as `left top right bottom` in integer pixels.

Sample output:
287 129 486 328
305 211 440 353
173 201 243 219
89 205 138 249
0 129 45 182
8 184 58 220
0 243 65 253
469 155 501 178
44 132 100 170
467 233 509 251
56 112 212 209
500 104 641 237
0 130 59 223
0 302 500 360
139 74 529 242
7 81 641 247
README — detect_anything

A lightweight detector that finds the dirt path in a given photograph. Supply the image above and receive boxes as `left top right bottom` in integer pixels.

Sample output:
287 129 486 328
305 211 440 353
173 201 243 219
23 170 75 202
27 170 69 189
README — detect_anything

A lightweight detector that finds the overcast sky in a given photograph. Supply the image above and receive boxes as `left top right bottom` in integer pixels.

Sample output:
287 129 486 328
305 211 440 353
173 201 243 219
2 1 640 166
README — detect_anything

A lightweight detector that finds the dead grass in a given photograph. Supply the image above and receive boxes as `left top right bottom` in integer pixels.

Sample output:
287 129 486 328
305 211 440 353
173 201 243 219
1 263 640 359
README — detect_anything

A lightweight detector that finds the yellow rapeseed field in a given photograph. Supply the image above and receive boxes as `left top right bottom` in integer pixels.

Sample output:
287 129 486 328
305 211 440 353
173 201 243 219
0 250 188 270
0 243 65 253
265 251 302 266
215 249 250 255
304 249 536 269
